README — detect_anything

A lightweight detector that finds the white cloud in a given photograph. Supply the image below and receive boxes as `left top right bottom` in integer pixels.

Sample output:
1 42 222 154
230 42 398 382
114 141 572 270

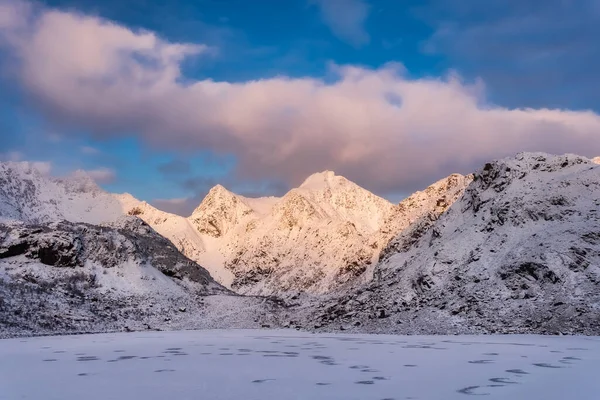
80 145 100 155
1 1 600 195
311 0 370 47
84 167 115 184
0 151 52 175
31 161 52 175
0 150 24 161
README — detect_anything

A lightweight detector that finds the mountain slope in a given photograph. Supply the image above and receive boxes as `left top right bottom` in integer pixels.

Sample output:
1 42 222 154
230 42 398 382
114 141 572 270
307 153 600 334
0 163 127 224
0 216 249 336
186 171 473 296
0 162 234 283
0 162 473 296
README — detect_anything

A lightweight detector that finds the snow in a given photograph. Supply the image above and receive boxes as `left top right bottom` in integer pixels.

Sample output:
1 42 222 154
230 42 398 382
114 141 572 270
307 152 600 335
237 195 280 216
1 330 599 400
0 160 473 295
299 170 338 190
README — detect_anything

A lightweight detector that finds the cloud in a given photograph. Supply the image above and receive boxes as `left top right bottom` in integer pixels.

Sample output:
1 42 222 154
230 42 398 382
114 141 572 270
182 175 218 192
0 151 52 174
311 0 370 47
0 150 24 161
158 159 191 175
80 145 100 155
84 167 116 184
20 161 52 175
152 195 203 216
419 0 600 110
1 1 600 196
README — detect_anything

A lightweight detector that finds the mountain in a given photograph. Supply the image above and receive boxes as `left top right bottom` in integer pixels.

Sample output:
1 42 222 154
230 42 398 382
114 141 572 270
185 171 473 296
593 156 600 164
0 164 281 337
2 153 600 336
305 153 600 335
0 162 232 282
0 216 230 337
0 162 474 297
0 162 130 224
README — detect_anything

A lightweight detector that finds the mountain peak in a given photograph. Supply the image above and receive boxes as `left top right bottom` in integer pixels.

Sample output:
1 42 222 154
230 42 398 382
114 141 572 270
204 184 235 199
299 170 346 190
190 184 237 215
189 183 255 238
592 156 600 164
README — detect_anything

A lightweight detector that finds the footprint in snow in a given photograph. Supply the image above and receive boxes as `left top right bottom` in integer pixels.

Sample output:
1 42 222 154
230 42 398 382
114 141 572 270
506 369 529 375
457 385 490 396
77 356 99 362
489 377 519 384
532 363 563 369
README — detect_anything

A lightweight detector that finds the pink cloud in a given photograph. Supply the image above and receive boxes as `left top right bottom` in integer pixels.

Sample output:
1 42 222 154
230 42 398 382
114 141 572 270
311 0 371 47
1 0 600 195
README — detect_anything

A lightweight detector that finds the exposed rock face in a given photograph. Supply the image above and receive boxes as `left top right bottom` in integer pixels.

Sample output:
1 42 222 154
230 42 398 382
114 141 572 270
0 217 225 293
377 173 473 264
0 217 286 338
303 153 600 335
189 185 256 238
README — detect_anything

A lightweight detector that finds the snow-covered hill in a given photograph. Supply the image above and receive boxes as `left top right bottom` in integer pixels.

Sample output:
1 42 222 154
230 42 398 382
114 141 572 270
0 162 473 296
306 153 600 334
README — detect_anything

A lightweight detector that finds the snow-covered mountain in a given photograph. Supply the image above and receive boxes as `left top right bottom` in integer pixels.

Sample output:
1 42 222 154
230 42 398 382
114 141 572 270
0 162 130 224
0 162 230 282
0 216 243 336
0 162 472 296
2 153 600 336
306 153 600 334
185 170 472 296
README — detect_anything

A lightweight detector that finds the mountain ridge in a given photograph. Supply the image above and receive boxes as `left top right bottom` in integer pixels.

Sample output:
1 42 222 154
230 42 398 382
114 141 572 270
0 161 472 295
303 153 600 335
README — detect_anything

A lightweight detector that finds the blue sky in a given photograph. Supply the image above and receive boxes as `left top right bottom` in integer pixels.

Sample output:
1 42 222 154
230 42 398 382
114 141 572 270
1 0 599 215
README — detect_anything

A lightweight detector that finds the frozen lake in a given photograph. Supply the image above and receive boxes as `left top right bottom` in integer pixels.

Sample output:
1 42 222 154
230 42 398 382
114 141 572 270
1 330 599 400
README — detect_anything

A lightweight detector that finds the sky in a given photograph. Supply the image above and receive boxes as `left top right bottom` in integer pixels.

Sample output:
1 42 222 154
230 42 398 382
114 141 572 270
0 0 599 215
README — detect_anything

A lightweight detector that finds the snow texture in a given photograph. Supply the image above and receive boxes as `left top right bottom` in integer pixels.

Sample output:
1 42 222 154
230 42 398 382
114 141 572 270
304 153 600 335
1 330 599 400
